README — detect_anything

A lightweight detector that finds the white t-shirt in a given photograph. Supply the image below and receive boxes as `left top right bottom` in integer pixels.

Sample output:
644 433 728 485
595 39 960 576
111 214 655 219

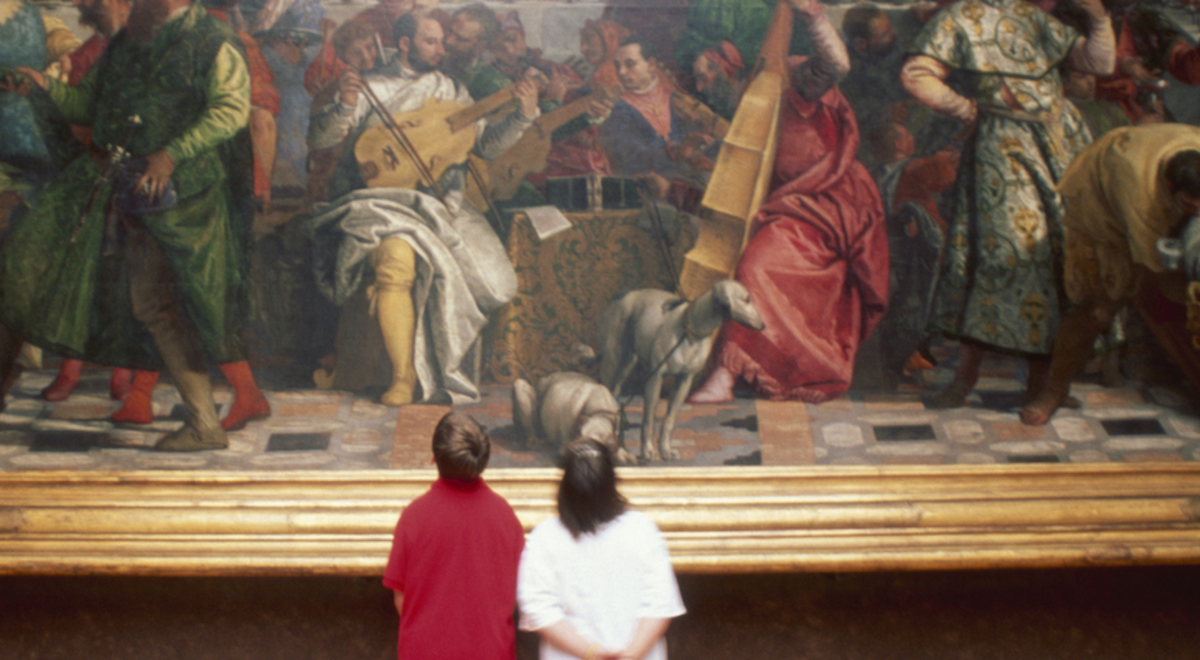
518 510 686 660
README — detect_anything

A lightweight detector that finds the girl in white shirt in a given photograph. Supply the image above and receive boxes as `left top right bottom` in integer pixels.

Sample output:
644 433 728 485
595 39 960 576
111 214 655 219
517 439 686 660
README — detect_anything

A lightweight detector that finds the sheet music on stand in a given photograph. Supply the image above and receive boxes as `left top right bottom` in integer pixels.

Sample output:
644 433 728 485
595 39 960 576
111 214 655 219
522 205 573 242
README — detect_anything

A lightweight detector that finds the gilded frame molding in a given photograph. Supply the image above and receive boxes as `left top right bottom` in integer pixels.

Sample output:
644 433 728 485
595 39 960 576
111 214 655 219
2 463 1200 576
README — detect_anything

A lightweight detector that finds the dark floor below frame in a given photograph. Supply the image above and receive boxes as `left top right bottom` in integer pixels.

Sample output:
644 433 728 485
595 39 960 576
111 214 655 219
3 566 1200 660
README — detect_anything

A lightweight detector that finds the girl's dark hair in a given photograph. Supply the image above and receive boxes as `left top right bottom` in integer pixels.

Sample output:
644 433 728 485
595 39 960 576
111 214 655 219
1165 150 1200 199
557 439 627 539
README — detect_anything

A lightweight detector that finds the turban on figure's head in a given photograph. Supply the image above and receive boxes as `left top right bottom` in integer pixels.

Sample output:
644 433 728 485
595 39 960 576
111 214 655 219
702 40 745 80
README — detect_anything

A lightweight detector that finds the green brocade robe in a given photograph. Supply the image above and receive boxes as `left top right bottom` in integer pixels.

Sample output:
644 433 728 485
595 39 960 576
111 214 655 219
0 3 253 369
912 0 1090 355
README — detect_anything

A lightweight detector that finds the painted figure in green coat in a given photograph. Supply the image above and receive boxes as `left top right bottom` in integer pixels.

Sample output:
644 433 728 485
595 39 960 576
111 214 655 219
0 0 253 451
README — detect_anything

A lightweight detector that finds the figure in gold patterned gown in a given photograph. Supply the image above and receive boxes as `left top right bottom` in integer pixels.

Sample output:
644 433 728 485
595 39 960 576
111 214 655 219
900 0 1115 407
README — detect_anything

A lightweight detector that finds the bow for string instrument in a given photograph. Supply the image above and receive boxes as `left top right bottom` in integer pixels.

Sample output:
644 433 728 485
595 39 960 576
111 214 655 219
677 0 794 300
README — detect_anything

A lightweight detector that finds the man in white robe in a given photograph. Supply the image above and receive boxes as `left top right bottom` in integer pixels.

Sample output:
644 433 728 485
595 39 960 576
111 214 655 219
307 13 536 405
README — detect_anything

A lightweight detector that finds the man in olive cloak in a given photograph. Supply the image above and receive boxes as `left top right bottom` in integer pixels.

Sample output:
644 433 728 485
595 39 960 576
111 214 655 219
0 0 254 451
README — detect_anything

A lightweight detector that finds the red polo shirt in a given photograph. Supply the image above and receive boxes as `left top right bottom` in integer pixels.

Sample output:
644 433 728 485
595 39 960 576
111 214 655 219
383 477 525 660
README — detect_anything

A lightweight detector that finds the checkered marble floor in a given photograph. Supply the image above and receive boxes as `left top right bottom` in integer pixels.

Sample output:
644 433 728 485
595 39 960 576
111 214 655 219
0 342 1197 471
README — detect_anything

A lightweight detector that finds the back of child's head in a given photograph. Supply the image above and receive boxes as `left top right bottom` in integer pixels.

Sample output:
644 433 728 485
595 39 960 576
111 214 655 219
432 412 490 481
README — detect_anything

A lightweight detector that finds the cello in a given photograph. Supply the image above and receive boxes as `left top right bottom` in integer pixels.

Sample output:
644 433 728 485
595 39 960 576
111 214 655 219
677 0 794 300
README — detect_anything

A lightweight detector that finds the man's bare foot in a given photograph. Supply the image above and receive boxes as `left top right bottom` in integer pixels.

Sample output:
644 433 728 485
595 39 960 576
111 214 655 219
1021 389 1081 410
1021 391 1065 425
687 366 734 404
928 379 972 409
904 351 935 373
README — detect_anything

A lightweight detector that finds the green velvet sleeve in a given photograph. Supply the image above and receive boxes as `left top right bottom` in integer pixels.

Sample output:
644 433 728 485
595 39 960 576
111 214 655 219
164 41 251 164
45 66 98 126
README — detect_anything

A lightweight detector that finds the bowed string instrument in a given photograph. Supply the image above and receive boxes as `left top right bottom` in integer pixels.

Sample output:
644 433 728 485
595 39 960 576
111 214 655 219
677 0 794 300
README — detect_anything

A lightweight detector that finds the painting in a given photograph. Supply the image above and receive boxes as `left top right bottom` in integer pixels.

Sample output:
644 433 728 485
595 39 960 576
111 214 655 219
3 0 1200 574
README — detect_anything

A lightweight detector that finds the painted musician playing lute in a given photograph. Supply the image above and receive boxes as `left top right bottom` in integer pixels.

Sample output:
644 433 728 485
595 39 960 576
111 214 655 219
306 12 538 406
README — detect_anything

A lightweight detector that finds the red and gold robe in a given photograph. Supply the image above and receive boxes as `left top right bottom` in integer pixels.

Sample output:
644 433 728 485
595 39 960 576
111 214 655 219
715 83 889 402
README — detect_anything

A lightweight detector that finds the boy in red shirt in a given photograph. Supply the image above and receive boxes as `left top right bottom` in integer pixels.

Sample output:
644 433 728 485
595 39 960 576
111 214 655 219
382 412 525 660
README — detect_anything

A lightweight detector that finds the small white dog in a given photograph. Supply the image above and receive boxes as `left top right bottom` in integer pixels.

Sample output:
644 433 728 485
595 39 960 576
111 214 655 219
512 371 622 456
588 279 763 462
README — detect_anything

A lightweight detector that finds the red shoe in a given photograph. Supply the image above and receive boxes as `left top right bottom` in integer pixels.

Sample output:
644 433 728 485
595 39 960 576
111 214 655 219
111 371 159 424
42 359 83 402
221 392 271 431
219 361 271 431
110 368 134 401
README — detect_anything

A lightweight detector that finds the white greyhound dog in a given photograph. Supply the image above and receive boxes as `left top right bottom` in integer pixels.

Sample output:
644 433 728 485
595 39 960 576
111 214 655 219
512 371 622 455
587 279 763 462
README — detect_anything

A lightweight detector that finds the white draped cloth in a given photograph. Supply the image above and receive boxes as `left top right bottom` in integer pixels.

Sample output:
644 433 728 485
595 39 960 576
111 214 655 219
307 187 516 404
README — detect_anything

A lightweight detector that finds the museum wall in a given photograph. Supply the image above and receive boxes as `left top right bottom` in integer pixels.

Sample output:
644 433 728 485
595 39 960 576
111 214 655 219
3 567 1199 659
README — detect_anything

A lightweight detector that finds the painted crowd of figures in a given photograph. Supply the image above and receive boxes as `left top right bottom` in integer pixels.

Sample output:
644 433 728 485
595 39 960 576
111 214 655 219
2 0 1200 453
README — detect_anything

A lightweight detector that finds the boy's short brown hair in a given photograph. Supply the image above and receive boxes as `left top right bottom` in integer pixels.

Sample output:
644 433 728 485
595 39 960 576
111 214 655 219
432 412 491 481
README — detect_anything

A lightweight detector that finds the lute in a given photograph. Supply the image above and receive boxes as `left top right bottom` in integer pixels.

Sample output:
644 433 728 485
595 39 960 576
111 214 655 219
486 85 621 201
